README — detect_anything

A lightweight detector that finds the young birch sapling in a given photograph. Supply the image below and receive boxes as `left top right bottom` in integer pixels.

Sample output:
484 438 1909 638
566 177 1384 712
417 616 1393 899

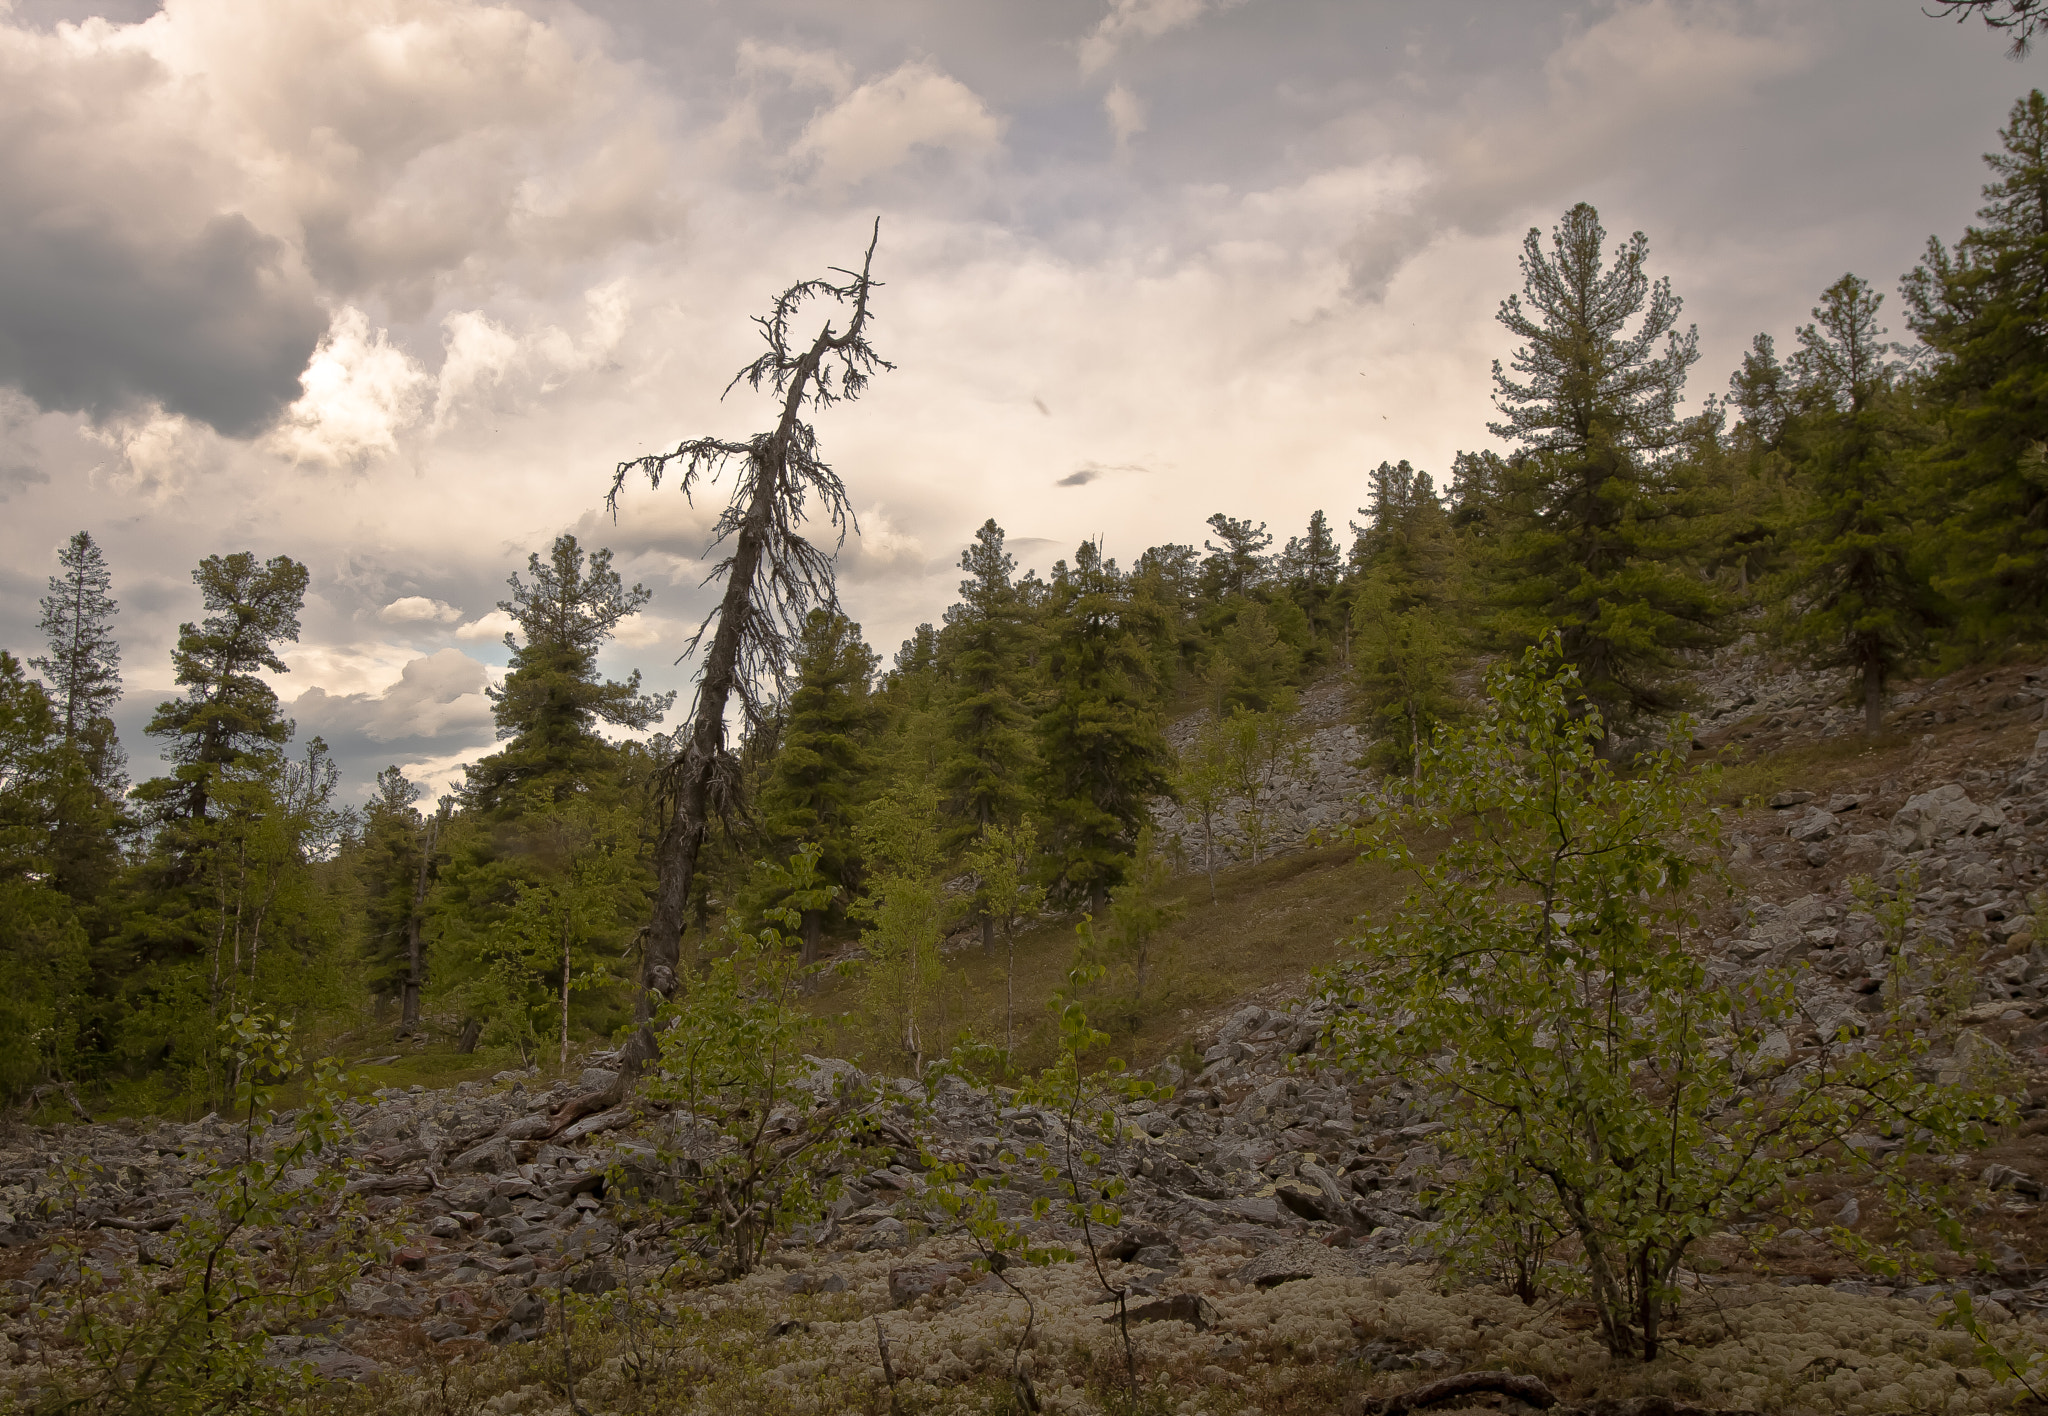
1323 636 2006 1361
639 847 885 1279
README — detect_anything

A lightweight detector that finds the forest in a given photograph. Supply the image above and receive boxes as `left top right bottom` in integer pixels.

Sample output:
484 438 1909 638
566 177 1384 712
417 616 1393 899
8 87 2048 1122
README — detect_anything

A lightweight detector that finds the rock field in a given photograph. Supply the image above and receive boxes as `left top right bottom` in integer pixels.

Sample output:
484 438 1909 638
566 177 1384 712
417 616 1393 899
13 654 2048 1412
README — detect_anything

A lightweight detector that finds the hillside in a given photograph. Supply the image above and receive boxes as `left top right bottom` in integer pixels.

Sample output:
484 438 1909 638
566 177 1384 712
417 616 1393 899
11 647 2048 1414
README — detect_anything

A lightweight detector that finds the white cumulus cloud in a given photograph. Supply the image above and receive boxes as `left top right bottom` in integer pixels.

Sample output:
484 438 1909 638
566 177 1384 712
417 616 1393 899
454 608 518 643
379 595 463 625
269 307 430 468
789 60 1003 188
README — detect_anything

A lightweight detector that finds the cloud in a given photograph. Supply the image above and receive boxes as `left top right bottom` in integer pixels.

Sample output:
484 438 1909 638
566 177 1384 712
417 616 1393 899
269 308 431 467
1079 0 1237 74
789 60 1003 188
1057 461 1148 487
379 595 462 625
1104 82 1146 151
0 0 675 435
291 647 492 744
454 609 518 643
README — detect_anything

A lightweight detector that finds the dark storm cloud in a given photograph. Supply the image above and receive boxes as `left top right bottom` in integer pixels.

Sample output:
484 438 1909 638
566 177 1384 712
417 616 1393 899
0 213 327 437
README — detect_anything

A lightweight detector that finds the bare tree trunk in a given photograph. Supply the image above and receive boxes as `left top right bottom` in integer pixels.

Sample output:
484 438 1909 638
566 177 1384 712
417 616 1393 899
802 909 823 969
561 913 572 1071
620 224 886 1076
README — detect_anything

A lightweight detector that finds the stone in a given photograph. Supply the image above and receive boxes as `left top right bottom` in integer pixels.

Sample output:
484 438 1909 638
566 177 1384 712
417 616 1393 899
1233 1238 1372 1287
1121 1293 1217 1330
451 1137 516 1174
888 1261 972 1306
1770 790 1816 809
1891 784 2008 852
1789 810 1838 843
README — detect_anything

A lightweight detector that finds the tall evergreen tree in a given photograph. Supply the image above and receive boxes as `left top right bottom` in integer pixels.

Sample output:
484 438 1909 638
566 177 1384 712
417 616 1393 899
1776 275 1943 733
31 531 124 790
135 553 309 824
360 767 444 1034
1037 541 1173 911
757 609 878 963
1281 510 1343 650
1904 89 2048 633
1486 202 1725 718
939 520 1035 951
464 534 672 811
940 520 1033 840
1200 514 1273 598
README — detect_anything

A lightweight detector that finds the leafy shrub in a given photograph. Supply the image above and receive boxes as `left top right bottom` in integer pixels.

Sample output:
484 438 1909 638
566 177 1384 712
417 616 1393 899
1323 637 2007 1360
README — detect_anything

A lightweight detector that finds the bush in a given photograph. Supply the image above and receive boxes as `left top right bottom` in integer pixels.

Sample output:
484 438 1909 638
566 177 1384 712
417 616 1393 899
1323 636 2007 1360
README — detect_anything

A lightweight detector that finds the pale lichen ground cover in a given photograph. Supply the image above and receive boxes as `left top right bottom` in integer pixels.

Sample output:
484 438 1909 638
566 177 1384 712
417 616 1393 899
363 1245 2048 1416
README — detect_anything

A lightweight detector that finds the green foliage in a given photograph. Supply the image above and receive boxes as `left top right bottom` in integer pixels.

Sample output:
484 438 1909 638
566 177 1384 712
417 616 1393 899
1072 825 1184 1026
431 797 647 1067
962 817 1047 1051
1771 274 1945 730
29 1012 370 1414
465 533 672 813
1905 89 2048 634
31 530 125 792
1486 203 1728 718
755 608 878 935
1218 702 1304 865
134 552 308 827
1171 718 1233 903
851 782 950 1071
940 519 1035 840
1036 541 1174 910
1324 638 2006 1360
641 852 883 1278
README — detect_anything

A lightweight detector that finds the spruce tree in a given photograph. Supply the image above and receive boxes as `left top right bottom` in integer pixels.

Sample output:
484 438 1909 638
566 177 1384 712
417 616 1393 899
32 531 124 790
464 534 673 811
1776 275 1943 733
1486 202 1726 718
1037 541 1173 911
757 609 878 963
939 520 1035 950
1903 90 2048 632
135 553 309 823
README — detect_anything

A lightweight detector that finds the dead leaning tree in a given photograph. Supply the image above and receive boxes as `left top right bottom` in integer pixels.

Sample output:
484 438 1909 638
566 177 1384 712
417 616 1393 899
608 219 890 1074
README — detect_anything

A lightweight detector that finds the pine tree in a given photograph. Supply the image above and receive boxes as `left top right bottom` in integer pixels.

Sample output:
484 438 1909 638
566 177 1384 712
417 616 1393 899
1200 514 1273 598
1486 202 1726 718
135 553 309 824
1776 275 1943 732
1903 89 2048 632
1281 510 1343 650
464 534 672 811
31 531 124 790
756 609 878 963
1037 541 1173 911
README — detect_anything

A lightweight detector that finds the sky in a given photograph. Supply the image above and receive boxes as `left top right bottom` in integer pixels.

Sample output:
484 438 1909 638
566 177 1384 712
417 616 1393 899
0 0 2034 801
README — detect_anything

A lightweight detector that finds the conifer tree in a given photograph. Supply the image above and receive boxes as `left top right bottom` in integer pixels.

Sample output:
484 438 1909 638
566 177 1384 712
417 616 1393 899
464 534 671 811
32 531 124 790
1037 541 1173 911
1200 514 1273 598
940 520 1035 950
757 609 878 963
1486 203 1726 719
1281 510 1343 650
360 767 444 1034
136 553 309 824
1903 90 2048 632
1775 275 1943 733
